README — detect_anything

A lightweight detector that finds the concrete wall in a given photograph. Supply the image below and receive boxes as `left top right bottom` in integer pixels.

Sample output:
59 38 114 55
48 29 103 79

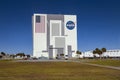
64 15 77 57
33 14 48 58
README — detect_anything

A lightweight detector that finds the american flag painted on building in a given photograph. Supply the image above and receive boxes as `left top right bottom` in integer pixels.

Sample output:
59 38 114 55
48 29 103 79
35 16 45 33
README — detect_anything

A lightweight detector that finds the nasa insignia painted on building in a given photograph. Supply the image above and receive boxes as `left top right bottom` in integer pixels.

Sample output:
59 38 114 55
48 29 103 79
66 21 75 30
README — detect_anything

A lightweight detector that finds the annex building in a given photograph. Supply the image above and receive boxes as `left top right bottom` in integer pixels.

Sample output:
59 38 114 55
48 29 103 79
32 14 77 59
81 49 120 58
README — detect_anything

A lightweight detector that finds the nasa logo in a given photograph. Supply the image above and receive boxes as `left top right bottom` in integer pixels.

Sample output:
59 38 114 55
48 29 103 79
66 21 75 30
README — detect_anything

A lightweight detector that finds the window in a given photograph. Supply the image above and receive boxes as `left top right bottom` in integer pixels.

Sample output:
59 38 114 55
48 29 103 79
36 16 40 23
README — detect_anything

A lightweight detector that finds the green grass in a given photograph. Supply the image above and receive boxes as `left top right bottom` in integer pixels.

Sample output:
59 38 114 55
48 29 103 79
0 60 120 80
86 59 120 67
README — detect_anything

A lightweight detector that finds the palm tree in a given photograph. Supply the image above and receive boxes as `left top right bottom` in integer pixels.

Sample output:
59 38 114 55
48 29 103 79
96 49 102 59
101 48 106 53
93 48 107 59
1 52 6 56
76 50 82 59
93 50 97 58
101 48 107 58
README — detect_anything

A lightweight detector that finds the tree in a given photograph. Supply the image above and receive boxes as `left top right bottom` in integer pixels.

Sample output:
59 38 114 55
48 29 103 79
101 48 106 53
1 52 6 56
93 48 107 59
26 55 30 58
96 49 102 59
10 54 16 59
16 53 25 57
93 50 97 58
101 48 107 58
76 50 82 59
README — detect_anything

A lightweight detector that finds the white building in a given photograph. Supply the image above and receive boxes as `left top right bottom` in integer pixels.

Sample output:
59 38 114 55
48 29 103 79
32 14 77 59
82 51 94 58
103 49 120 58
82 49 120 58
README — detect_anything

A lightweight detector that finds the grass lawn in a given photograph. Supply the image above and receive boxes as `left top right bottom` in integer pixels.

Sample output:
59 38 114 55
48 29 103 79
86 59 120 67
0 60 120 80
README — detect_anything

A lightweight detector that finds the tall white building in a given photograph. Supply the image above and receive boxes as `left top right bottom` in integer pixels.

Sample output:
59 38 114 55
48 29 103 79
32 14 77 59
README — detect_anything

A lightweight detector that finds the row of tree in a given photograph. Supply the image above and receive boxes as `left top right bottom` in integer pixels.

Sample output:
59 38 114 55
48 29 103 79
0 52 30 59
93 48 106 59
76 48 107 59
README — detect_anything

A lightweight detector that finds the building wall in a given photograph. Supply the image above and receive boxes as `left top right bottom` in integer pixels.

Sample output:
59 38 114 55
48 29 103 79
33 14 48 58
50 20 63 58
32 14 77 58
82 51 94 58
64 15 77 57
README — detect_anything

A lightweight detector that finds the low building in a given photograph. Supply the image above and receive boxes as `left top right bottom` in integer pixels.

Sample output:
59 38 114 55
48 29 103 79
82 51 93 58
103 49 120 58
81 49 120 58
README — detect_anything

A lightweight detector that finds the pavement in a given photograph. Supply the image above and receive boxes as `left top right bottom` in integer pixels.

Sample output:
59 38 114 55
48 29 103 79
71 60 120 70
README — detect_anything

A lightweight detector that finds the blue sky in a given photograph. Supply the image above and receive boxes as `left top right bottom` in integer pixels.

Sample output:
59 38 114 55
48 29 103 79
0 0 120 54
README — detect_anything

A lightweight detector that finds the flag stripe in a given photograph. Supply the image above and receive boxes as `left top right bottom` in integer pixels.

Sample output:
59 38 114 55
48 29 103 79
35 16 45 33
